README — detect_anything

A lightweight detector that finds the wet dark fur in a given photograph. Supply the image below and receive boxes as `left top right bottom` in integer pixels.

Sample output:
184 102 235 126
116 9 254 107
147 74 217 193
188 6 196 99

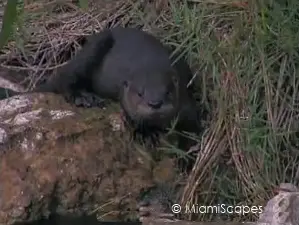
0 27 201 151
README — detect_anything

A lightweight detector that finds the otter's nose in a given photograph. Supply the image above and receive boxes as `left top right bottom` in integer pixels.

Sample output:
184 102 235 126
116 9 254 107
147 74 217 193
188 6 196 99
148 100 163 109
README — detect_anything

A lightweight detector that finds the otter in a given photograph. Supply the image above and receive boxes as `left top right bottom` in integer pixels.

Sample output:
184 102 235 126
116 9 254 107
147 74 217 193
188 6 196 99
0 27 201 149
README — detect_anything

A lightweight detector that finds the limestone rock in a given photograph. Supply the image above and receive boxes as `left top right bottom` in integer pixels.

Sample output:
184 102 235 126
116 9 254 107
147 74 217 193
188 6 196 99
257 183 299 225
0 93 177 225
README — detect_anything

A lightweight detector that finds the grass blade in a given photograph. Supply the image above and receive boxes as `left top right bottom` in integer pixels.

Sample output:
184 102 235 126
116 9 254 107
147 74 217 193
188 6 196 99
0 0 19 50
78 0 88 10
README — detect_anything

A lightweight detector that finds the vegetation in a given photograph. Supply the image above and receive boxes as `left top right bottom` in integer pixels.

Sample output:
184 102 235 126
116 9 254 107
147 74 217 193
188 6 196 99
1 0 299 222
0 0 19 50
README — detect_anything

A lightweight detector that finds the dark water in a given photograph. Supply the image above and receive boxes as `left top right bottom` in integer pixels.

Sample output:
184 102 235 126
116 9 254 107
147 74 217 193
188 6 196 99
14 214 141 225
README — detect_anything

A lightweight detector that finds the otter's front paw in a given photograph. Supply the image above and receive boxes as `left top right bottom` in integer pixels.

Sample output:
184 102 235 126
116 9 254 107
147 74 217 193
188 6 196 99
137 184 179 222
65 92 106 108
138 200 177 222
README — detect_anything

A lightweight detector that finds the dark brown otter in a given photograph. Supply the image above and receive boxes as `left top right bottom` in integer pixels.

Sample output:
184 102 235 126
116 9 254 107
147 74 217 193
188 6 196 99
0 27 201 149
87 27 200 139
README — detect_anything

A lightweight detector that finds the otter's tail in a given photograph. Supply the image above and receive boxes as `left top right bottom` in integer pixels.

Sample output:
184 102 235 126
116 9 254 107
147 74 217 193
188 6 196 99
33 29 115 95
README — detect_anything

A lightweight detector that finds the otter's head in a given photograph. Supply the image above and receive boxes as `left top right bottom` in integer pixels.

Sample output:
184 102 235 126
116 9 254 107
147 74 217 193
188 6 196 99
120 69 180 131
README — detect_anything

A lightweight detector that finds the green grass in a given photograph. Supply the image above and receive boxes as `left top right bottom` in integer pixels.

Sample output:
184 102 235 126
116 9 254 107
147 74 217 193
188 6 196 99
131 0 299 222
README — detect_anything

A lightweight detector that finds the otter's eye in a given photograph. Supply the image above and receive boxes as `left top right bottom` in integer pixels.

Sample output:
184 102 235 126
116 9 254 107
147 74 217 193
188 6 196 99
134 86 144 97
123 80 129 88
138 90 143 97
